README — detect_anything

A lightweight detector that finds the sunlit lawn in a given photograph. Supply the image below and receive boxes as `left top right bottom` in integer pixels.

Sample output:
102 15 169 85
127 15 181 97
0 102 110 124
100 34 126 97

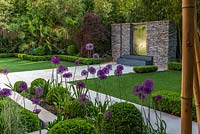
83 70 181 104
0 58 75 72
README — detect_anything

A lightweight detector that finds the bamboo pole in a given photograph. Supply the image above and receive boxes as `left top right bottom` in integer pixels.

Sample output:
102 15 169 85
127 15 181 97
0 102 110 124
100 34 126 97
181 0 195 134
193 2 200 132
193 64 200 133
194 21 200 80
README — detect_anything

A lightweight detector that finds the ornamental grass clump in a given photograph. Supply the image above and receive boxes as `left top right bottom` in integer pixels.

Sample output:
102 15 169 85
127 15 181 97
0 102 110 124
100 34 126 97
0 88 40 133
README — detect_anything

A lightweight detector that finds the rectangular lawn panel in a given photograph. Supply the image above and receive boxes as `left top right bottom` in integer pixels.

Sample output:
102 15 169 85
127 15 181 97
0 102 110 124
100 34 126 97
0 58 75 72
84 71 181 104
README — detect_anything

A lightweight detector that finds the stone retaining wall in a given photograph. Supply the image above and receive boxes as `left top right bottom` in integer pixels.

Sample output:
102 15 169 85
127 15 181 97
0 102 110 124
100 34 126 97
111 21 177 69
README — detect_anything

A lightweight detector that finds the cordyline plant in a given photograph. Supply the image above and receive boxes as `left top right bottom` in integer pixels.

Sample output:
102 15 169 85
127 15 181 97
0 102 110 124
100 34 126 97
132 79 167 134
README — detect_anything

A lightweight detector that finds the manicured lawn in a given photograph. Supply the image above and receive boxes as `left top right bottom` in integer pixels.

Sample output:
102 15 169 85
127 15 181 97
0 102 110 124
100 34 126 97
0 58 75 72
84 71 181 104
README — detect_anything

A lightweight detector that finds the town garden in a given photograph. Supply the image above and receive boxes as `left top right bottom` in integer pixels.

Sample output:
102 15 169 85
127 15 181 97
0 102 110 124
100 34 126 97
0 0 200 134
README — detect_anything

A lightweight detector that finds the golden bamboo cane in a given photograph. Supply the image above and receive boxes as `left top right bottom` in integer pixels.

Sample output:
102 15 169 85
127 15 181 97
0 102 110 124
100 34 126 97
181 0 195 133
194 24 200 80
193 2 200 132
193 64 200 133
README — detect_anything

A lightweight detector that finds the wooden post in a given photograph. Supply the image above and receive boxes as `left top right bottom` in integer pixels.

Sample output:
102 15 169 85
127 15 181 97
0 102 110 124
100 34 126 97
181 0 195 134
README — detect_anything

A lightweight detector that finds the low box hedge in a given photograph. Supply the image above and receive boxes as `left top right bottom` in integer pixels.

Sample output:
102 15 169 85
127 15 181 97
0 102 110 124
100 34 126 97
0 53 102 65
168 62 182 71
152 90 196 120
133 65 158 73
57 55 101 65
0 53 15 58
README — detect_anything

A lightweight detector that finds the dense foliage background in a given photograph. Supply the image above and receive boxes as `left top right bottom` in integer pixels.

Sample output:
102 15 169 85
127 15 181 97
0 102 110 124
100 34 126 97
0 0 199 57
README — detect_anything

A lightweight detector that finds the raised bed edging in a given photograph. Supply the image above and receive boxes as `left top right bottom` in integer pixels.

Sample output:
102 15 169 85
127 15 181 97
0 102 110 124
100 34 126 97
9 91 57 128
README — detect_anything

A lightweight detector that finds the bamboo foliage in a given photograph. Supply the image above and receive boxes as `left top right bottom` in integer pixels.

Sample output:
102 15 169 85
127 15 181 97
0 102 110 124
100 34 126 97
181 0 195 134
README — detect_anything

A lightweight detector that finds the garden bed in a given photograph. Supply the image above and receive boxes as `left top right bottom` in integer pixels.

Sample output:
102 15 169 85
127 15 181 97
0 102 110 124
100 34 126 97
0 97 41 133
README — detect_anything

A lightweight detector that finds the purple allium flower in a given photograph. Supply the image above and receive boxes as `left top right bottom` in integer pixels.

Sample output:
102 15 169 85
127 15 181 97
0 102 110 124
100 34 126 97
102 67 109 74
114 69 122 76
105 111 112 121
132 85 141 96
88 67 96 74
74 60 80 66
143 79 154 89
81 70 88 76
63 72 72 78
76 82 85 89
155 94 163 102
116 64 124 71
35 87 43 97
78 93 89 106
32 98 40 105
106 64 112 70
86 43 94 50
93 53 100 59
33 109 41 114
18 81 28 91
57 65 68 74
51 56 60 64
0 88 12 97
141 85 152 94
97 70 107 80
1 68 9 75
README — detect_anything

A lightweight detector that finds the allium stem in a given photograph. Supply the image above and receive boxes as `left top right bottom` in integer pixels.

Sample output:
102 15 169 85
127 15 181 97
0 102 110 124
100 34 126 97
6 75 13 89
23 96 26 108
73 67 77 81
118 76 122 102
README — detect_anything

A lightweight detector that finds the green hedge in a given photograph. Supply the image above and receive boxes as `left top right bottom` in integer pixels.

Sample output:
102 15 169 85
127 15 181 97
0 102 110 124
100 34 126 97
16 53 51 61
57 55 101 65
0 53 101 65
48 119 98 134
152 90 196 120
168 62 182 71
133 65 158 73
0 53 15 58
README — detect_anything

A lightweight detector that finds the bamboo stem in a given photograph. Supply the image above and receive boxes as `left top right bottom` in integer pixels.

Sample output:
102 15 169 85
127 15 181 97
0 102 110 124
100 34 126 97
193 64 200 133
194 19 200 81
181 0 195 134
193 2 200 132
